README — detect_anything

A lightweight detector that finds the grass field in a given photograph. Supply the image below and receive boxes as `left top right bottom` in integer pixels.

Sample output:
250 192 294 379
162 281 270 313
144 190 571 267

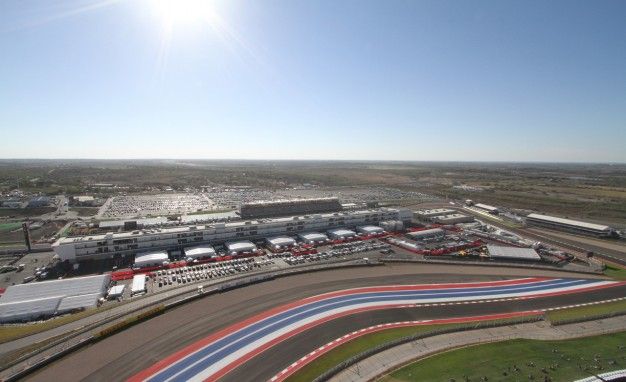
383 331 626 382
285 317 541 382
604 264 626 280
547 299 626 324
0 222 22 232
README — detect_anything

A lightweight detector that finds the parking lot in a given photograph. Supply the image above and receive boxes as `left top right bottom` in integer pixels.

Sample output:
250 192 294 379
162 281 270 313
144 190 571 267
101 194 216 218
103 239 392 303
150 257 275 292
107 257 277 300
268 240 391 265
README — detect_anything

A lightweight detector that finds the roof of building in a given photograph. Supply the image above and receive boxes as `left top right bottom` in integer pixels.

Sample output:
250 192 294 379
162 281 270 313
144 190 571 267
486 245 541 261
180 211 239 224
184 246 216 257
0 296 62 322
298 232 328 241
474 203 499 211
328 228 356 236
226 241 257 252
406 228 445 238
0 274 109 322
57 292 102 312
242 197 339 206
267 236 296 246
99 217 170 229
134 251 168 264
55 208 406 245
435 213 473 221
526 213 611 232
415 208 456 216
108 285 125 295
357 225 384 233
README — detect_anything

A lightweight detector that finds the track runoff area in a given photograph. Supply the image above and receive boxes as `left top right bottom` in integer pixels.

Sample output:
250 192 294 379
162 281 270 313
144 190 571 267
129 277 624 382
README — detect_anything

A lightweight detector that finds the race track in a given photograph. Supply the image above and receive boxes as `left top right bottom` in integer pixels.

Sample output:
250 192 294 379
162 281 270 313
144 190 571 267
131 278 623 382
23 264 625 382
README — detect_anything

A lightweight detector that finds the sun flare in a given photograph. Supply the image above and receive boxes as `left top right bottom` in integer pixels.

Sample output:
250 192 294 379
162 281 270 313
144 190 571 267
152 0 215 25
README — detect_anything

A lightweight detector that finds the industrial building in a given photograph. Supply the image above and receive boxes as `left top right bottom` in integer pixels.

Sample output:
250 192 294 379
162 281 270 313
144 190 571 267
98 217 172 231
380 220 404 232
180 211 239 224
356 225 384 235
239 197 342 218
226 241 257 255
52 208 411 262
433 214 474 225
0 274 109 323
266 236 297 250
406 228 446 241
184 245 216 260
328 228 357 240
474 203 499 215
414 209 456 220
525 213 615 238
486 245 541 261
298 232 329 244
27 196 51 208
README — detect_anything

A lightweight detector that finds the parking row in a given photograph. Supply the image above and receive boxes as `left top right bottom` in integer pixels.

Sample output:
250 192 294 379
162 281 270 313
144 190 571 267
153 258 274 289
279 240 391 265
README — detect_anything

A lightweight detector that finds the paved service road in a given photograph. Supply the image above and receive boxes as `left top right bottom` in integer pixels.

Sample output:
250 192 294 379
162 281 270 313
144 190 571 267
23 264 622 382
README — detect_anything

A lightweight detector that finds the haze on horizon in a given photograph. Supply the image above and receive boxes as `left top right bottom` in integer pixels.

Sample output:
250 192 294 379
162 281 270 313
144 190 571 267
1 0 625 163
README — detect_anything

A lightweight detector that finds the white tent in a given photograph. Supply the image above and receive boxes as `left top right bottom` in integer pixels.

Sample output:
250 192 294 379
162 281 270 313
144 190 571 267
185 246 216 259
134 251 168 268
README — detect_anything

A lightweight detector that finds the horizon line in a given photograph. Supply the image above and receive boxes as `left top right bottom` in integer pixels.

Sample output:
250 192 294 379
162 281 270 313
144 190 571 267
0 158 624 165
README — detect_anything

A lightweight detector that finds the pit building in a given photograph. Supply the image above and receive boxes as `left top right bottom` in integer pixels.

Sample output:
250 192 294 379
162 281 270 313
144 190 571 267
52 208 411 262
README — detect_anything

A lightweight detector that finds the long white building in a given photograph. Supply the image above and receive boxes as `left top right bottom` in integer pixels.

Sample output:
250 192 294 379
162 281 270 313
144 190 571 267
53 208 412 262
526 213 615 237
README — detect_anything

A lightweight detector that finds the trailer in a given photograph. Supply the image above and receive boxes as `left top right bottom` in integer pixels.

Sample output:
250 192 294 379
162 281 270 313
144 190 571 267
130 274 147 296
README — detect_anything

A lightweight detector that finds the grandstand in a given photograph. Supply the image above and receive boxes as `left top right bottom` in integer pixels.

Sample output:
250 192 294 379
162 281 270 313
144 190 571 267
239 197 342 218
526 213 616 238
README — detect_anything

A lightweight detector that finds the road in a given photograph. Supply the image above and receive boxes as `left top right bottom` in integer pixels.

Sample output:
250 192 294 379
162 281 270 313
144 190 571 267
23 263 622 382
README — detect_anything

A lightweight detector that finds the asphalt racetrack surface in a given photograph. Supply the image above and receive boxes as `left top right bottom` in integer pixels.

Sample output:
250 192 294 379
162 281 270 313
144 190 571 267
24 264 623 382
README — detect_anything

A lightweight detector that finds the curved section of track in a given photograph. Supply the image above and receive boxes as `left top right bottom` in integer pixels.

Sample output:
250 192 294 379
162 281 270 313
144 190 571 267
20 265 622 382
130 278 623 382
270 310 543 382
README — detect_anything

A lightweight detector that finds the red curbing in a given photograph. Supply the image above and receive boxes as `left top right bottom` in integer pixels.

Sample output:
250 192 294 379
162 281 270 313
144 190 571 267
128 278 546 381
129 279 622 382
270 310 543 382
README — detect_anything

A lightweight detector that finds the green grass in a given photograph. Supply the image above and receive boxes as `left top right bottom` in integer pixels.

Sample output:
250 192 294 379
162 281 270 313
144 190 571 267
59 225 71 237
547 299 626 324
0 222 22 232
285 317 540 382
384 331 626 382
604 264 626 281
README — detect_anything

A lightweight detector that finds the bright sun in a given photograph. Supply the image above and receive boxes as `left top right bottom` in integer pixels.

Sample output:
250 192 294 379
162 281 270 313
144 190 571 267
152 0 215 25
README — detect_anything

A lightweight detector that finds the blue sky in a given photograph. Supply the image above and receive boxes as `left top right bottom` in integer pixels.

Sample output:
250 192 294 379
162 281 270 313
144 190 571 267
1 0 625 162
